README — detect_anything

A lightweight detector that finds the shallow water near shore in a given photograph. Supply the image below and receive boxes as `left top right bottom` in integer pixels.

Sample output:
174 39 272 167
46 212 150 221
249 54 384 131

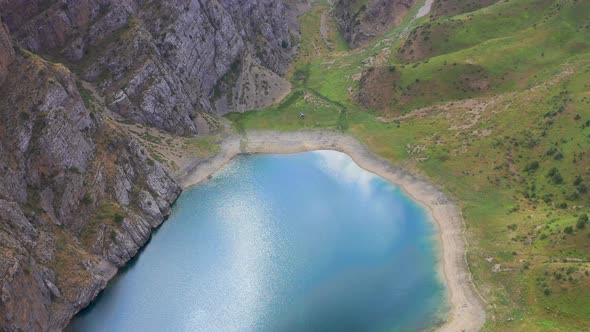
69 151 448 332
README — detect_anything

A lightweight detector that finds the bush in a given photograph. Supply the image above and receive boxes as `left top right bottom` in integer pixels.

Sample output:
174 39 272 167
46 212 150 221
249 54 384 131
81 193 93 205
19 112 30 121
564 226 574 234
577 214 589 229
542 193 554 203
113 213 125 223
547 167 563 184
524 161 539 172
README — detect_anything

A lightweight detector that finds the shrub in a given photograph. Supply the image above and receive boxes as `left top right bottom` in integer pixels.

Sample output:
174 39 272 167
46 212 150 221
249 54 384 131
524 161 539 172
19 112 30 121
577 214 588 229
113 213 125 223
81 193 93 205
547 167 563 184
564 226 574 234
542 193 554 203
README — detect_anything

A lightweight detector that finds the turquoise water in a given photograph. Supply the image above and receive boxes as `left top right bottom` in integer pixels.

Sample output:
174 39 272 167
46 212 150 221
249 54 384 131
69 151 448 332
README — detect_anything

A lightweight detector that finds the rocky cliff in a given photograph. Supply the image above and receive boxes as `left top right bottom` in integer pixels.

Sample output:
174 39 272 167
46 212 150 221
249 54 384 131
0 47 181 330
332 0 417 48
1 0 300 135
0 1 300 330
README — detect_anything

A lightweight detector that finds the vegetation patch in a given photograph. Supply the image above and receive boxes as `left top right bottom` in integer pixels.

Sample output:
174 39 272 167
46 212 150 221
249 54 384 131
80 200 126 249
227 0 590 329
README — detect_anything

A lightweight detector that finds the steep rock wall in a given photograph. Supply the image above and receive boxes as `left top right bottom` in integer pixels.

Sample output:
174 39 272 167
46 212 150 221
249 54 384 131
0 50 180 331
1 0 299 135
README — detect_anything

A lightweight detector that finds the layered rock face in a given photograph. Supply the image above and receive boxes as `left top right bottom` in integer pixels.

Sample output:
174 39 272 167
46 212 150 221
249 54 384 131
332 0 417 48
0 1 300 330
0 51 181 330
1 0 299 135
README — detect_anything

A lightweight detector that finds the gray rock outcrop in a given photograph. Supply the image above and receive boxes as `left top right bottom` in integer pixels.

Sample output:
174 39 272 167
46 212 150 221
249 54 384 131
1 0 299 135
332 0 417 48
0 30 181 332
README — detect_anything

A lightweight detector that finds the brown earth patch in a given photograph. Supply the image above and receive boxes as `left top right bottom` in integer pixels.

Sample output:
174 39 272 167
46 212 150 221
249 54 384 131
358 66 400 114
397 22 452 63
397 0 499 63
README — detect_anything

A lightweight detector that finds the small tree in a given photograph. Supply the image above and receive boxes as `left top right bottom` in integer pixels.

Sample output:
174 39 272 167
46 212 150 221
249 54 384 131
547 167 563 184
577 213 589 229
524 161 539 172
113 213 125 223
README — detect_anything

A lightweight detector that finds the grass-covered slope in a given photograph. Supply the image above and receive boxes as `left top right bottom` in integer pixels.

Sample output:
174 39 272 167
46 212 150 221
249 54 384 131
229 0 590 330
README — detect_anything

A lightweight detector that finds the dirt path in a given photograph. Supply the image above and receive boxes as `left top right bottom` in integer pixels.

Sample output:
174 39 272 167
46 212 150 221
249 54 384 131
176 130 487 332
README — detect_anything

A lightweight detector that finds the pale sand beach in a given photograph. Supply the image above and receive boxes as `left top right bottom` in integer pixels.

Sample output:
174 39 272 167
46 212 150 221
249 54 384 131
176 130 486 332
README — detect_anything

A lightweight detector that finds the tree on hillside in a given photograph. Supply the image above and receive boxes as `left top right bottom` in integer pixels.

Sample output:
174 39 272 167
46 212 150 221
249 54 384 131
577 213 588 229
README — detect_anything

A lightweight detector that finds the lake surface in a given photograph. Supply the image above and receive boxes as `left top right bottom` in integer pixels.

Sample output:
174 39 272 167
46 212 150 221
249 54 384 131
69 151 448 332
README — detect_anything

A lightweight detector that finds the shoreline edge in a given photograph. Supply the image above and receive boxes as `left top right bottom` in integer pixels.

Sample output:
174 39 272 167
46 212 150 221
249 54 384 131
175 130 487 332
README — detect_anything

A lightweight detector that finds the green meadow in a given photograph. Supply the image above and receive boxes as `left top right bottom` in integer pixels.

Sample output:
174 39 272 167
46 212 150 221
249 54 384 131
229 0 590 330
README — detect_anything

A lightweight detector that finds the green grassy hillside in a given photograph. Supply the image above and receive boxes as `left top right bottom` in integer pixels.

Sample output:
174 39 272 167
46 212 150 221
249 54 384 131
229 0 590 330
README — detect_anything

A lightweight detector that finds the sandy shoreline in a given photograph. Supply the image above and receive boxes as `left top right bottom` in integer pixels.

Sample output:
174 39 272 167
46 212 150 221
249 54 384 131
175 130 486 331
